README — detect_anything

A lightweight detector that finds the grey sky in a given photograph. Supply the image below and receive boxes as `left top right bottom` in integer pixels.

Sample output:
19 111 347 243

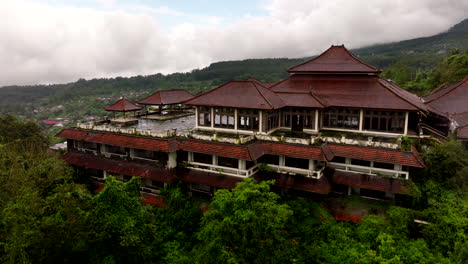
1 0 467 86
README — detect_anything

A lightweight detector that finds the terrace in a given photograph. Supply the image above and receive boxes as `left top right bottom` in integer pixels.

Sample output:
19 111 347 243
77 114 407 150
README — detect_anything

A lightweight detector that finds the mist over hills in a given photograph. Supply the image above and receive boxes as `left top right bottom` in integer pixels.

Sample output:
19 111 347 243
0 18 467 122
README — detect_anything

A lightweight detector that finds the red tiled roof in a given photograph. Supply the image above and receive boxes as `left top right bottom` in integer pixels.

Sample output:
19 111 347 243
63 152 177 183
423 77 468 115
137 89 194 105
244 77 277 88
271 75 425 111
254 173 331 194
275 93 324 108
85 133 176 152
287 45 381 74
262 142 332 161
452 111 468 127
329 144 425 168
181 169 243 189
104 98 142 112
332 170 408 194
185 80 285 109
457 126 468 139
178 139 257 160
56 129 90 140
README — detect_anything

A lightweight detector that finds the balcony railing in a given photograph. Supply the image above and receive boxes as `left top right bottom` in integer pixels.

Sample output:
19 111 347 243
328 162 409 179
186 162 259 178
266 164 325 179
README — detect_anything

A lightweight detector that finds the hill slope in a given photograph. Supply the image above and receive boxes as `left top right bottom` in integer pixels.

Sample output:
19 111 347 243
0 18 467 122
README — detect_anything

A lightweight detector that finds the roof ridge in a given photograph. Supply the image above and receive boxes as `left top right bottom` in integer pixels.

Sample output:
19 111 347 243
287 45 381 73
424 77 468 103
253 82 279 109
378 79 427 113
184 81 234 104
307 84 328 107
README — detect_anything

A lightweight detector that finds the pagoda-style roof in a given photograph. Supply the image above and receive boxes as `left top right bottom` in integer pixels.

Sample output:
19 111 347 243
244 77 278 88
287 45 382 74
423 77 468 115
137 89 194 105
104 98 142 112
185 80 285 109
270 75 427 112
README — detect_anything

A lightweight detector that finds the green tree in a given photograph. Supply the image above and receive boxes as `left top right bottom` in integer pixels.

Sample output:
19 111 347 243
193 178 293 264
86 176 163 264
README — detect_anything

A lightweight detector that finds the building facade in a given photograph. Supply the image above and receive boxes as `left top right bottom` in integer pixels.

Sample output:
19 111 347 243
57 45 450 201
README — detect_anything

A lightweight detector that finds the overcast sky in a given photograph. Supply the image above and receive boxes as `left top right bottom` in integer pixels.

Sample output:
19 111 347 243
1 0 467 86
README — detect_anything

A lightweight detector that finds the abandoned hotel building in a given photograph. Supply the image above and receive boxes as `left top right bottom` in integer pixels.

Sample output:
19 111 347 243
56 45 468 201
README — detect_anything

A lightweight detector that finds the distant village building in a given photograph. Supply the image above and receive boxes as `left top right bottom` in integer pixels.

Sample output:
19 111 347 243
56 45 458 201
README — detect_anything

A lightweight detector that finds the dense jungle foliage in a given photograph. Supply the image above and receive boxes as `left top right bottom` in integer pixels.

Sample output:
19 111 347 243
0 116 467 263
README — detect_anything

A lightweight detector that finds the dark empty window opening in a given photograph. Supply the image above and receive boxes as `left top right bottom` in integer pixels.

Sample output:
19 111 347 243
258 154 279 165
107 145 126 155
351 159 371 167
193 152 213 164
285 156 309 170
217 156 238 168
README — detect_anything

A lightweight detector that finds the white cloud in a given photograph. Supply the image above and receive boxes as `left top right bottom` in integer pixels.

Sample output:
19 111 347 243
1 0 468 86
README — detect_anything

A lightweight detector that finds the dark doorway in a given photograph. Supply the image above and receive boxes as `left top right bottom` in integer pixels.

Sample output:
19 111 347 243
292 114 304 132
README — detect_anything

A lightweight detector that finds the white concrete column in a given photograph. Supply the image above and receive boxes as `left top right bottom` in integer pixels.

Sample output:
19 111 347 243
211 107 214 128
259 111 263 133
404 112 409 135
279 155 285 167
314 109 319 131
103 171 108 179
195 107 199 128
234 108 238 130
129 148 135 159
167 152 177 169
394 164 402 178
188 152 194 162
359 109 364 131
309 159 316 171
100 144 107 153
238 160 246 170
212 155 218 165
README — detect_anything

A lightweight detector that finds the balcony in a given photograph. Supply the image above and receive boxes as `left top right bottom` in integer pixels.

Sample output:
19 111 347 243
266 164 325 179
185 162 259 178
328 162 409 179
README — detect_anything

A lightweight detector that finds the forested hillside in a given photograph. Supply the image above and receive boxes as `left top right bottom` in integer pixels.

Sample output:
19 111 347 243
0 116 467 263
0 18 467 126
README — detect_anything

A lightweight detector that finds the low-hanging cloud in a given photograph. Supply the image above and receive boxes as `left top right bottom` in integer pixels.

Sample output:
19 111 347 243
1 0 467 86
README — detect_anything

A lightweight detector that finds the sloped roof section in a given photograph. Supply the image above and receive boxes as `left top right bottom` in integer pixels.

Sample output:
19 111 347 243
287 45 381 74
178 139 257 161
262 142 332 161
254 173 331 194
332 170 408 194
329 144 425 168
104 98 142 112
56 129 90 140
275 92 325 108
185 80 285 109
63 152 177 183
423 77 468 115
137 89 194 105
85 133 176 152
271 75 425 111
